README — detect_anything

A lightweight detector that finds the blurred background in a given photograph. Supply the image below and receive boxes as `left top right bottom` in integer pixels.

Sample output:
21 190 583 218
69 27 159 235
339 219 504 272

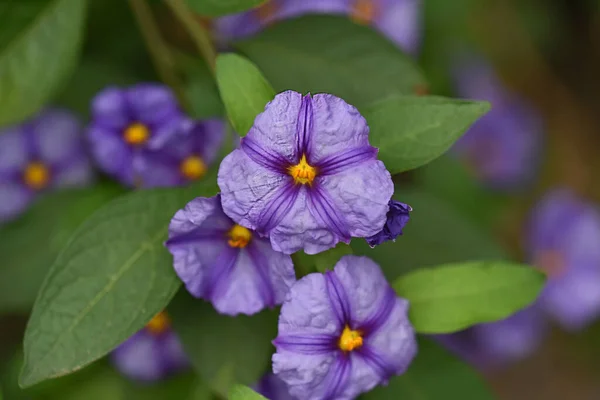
3 0 600 398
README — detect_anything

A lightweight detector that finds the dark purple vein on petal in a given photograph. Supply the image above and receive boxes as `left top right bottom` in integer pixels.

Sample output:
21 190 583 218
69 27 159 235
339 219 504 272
245 242 276 307
241 137 290 174
255 182 299 234
316 146 377 176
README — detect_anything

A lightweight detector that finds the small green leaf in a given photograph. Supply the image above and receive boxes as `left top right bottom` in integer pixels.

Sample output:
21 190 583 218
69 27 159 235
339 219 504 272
363 95 490 173
186 0 267 17
229 385 267 400
215 53 275 135
0 0 88 126
0 183 125 314
362 337 493 399
394 261 546 333
237 15 426 110
169 291 277 397
351 188 507 281
19 180 217 388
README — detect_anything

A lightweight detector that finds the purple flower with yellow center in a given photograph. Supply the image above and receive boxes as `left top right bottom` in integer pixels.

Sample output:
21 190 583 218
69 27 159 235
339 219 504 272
165 195 296 316
111 311 189 382
218 91 394 255
88 84 189 187
272 256 417 400
366 200 412 247
527 188 600 331
0 109 93 222
451 56 543 189
214 0 422 55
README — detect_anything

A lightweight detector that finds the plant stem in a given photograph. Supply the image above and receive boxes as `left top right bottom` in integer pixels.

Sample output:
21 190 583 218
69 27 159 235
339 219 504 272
128 0 188 107
165 0 217 73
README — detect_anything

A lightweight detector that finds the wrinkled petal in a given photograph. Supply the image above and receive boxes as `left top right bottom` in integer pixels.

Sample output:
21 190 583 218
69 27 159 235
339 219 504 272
88 124 134 185
375 0 422 55
0 127 27 171
32 109 84 165
91 87 129 130
366 200 412 247
0 183 32 223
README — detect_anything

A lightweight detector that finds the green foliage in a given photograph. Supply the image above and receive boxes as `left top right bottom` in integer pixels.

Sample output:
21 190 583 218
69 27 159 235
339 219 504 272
237 15 426 109
186 0 267 17
362 338 493 399
303 244 354 274
215 53 275 135
229 385 267 400
0 183 125 314
351 189 507 281
0 0 88 126
363 95 490 174
19 179 217 388
394 261 546 333
183 56 224 119
169 291 277 397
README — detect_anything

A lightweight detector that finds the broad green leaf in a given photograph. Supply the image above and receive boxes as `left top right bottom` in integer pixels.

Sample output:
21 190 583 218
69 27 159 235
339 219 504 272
186 0 266 17
237 15 426 109
363 95 490 174
0 183 125 314
394 261 545 333
19 180 217 388
0 0 88 126
362 338 493 399
169 291 277 397
351 188 507 281
215 53 275 135
229 385 267 400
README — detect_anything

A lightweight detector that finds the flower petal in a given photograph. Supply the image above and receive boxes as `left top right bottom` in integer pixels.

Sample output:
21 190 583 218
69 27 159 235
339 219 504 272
307 183 352 242
111 331 166 382
91 87 129 130
375 0 422 55
316 146 377 176
135 150 184 188
0 183 32 223
51 156 94 188
32 109 84 165
87 124 134 185
0 126 27 172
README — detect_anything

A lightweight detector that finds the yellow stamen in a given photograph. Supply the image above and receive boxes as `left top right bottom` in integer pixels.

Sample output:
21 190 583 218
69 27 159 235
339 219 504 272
23 162 50 190
123 123 150 145
339 326 363 352
228 224 252 248
146 312 170 335
350 0 376 25
180 155 207 180
288 154 317 185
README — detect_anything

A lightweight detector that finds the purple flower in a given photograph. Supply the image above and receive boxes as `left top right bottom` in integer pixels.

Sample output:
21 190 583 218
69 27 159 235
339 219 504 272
434 306 547 370
527 188 600 331
111 312 189 382
87 84 187 187
272 256 417 400
255 373 295 400
214 0 422 55
366 200 412 247
0 109 93 222
451 56 543 189
135 119 224 188
218 91 394 255
165 195 296 316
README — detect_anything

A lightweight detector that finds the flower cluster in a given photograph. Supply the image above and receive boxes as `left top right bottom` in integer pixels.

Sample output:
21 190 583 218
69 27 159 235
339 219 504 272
437 188 600 369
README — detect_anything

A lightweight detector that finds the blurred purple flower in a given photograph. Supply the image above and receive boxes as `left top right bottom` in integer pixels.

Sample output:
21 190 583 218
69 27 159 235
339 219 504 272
272 256 417 400
366 200 412 247
218 91 394 255
255 373 295 400
527 188 600 331
0 109 93 222
111 312 189 382
451 56 543 189
165 195 296 316
214 0 422 55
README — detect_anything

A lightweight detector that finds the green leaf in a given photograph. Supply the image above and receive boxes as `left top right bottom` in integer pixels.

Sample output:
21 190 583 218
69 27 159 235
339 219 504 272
215 53 275 135
0 183 125 314
0 0 88 126
351 189 507 281
237 15 426 110
362 337 493 399
169 291 277 397
363 95 490 173
297 244 354 274
186 0 266 17
229 385 267 400
19 180 217 388
185 57 224 119
394 261 546 333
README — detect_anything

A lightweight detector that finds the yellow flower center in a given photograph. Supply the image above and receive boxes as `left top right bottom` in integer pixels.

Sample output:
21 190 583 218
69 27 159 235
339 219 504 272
339 326 363 352
228 224 252 248
351 0 376 25
145 312 170 335
123 122 150 145
288 154 317 185
23 162 50 190
180 155 207 180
